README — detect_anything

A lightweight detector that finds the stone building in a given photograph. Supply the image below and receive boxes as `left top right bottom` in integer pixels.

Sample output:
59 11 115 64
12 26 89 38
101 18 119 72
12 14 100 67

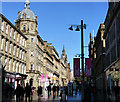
60 45 69 86
0 14 27 89
89 1 120 99
104 2 120 95
67 63 71 82
15 0 44 88
90 24 106 101
0 0 70 90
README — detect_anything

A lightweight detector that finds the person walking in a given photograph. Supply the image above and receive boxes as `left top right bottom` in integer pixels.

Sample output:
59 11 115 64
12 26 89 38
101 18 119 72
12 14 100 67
65 86 68 101
16 84 21 102
38 86 42 97
25 83 31 102
114 85 119 100
20 84 24 101
47 85 51 97
60 87 63 101
57 85 59 96
53 85 56 97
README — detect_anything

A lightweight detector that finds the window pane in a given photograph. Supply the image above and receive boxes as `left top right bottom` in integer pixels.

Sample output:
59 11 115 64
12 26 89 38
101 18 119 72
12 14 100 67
31 38 33 42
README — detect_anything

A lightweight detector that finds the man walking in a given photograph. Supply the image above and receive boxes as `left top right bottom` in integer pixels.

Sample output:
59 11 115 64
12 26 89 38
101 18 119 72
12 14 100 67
25 83 31 102
16 84 21 102
57 85 59 96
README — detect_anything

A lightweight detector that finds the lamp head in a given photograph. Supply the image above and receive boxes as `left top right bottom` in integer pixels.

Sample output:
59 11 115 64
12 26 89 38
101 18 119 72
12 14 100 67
68 25 73 31
75 26 80 31
84 24 86 29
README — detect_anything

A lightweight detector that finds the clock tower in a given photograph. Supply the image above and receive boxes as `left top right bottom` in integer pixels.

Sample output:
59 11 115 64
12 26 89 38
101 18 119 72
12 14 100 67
15 0 39 86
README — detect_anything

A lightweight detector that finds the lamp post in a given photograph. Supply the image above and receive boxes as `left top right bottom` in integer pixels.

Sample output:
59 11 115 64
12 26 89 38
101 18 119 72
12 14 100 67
68 20 86 102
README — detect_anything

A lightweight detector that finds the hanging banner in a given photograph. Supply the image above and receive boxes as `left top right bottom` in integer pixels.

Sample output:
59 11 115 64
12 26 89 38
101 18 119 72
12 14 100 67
85 58 92 77
73 58 80 78
45 74 48 82
41 74 44 82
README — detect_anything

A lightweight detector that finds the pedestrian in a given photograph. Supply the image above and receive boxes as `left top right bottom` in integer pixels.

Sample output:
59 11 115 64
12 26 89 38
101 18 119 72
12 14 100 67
20 84 24 101
40 86 42 96
25 83 31 102
72 84 73 96
57 85 59 96
107 86 111 101
114 85 119 100
65 86 68 101
53 85 56 97
60 87 63 101
16 84 21 102
47 85 50 97
37 86 42 101
49 85 51 95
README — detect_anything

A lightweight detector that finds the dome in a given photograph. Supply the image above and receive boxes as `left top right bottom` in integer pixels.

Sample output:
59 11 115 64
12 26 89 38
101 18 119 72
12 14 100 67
17 9 36 19
17 0 36 20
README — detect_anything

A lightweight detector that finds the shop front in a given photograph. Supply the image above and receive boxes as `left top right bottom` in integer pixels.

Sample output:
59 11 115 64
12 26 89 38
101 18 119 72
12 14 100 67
3 71 27 89
105 61 120 95
4 72 16 88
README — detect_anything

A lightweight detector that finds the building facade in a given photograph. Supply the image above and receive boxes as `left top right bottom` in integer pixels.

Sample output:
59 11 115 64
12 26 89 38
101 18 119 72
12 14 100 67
89 2 120 100
0 0 70 90
0 14 27 89
15 0 43 88
104 2 120 95
90 24 106 101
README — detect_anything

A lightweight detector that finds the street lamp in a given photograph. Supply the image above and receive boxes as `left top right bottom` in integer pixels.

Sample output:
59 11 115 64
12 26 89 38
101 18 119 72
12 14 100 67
68 20 86 102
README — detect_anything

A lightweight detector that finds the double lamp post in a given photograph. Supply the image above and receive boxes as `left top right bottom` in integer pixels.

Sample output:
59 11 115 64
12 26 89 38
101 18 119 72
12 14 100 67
68 20 86 101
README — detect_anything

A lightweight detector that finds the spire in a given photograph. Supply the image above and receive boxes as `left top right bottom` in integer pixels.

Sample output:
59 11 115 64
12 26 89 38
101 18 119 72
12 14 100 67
62 45 65 53
61 44 65 57
90 33 92 42
90 33 91 38
25 0 30 9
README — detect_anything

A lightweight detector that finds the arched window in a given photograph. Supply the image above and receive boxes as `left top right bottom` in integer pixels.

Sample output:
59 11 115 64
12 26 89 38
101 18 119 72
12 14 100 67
31 64 33 71
23 13 26 19
23 25 26 31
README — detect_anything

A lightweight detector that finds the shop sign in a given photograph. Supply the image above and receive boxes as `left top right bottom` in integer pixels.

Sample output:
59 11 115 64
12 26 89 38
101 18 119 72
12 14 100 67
16 75 22 79
6 73 10 77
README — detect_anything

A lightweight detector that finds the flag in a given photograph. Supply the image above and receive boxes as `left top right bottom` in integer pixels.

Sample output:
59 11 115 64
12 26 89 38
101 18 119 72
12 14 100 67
73 58 80 78
85 58 92 77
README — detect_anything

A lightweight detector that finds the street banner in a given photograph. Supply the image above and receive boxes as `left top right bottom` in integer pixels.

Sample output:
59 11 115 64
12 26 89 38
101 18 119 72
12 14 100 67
41 74 43 82
45 74 48 82
73 58 80 77
85 58 92 77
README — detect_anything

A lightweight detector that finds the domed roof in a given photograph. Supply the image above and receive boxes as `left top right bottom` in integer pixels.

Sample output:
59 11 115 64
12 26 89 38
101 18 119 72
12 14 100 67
17 9 35 19
17 0 35 20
